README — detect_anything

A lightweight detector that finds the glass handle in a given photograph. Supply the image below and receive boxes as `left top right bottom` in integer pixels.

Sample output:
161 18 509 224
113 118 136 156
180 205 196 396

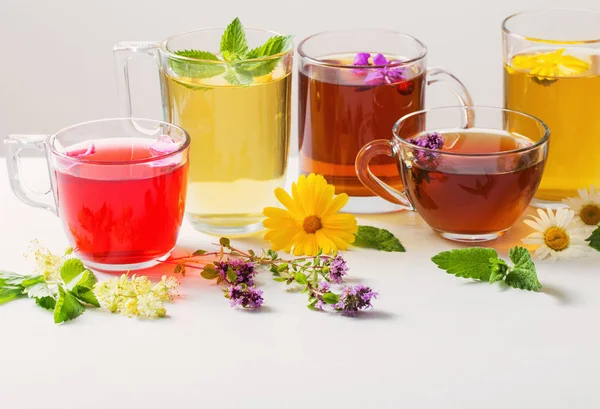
113 41 162 117
355 139 413 210
426 67 473 106
4 134 57 215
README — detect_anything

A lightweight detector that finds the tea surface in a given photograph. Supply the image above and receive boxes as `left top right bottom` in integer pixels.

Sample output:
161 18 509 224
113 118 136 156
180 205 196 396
403 130 544 235
299 54 425 196
55 138 187 265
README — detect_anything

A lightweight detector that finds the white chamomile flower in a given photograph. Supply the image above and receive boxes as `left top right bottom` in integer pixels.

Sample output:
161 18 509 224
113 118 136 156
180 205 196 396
562 185 600 233
522 208 591 261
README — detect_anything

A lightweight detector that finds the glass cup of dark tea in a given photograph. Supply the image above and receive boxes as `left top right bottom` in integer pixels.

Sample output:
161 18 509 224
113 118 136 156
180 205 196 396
355 106 549 242
5 118 190 270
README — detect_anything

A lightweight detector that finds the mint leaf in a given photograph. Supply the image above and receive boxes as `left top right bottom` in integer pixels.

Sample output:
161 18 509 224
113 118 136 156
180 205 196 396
0 271 27 287
586 227 600 252
169 50 225 79
25 282 53 299
431 248 498 281
237 35 292 77
54 285 85 324
353 225 405 252
0 287 25 305
224 68 253 85
35 296 56 310
505 247 542 292
489 258 508 285
60 258 85 284
220 17 248 61
71 270 100 307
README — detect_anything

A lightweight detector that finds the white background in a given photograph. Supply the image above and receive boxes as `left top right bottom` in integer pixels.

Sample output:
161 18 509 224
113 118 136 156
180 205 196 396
1 0 598 154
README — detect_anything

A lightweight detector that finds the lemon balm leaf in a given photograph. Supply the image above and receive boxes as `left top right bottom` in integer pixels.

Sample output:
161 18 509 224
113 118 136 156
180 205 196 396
431 248 497 281
59 258 86 284
54 285 85 324
71 270 100 307
220 17 248 61
586 227 600 252
353 226 405 252
505 247 542 292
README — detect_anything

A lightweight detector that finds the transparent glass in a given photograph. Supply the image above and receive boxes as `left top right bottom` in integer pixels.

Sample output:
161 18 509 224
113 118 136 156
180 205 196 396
298 29 473 214
4 118 190 271
114 28 293 237
502 9 600 207
356 106 550 242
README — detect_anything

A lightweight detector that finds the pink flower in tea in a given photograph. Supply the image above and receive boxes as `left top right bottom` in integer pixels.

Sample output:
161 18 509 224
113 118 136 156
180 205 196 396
149 135 179 155
65 144 96 158
353 52 406 86
407 132 444 150
353 52 371 66
372 53 388 66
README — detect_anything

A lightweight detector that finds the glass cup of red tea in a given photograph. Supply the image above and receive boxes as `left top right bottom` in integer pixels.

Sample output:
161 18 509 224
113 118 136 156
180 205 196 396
5 118 190 270
297 29 473 214
356 106 550 242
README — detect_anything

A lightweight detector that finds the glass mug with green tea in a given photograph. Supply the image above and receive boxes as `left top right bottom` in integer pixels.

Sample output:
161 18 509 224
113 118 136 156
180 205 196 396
503 9 600 206
114 18 292 236
355 106 549 242
298 29 473 214
4 118 190 270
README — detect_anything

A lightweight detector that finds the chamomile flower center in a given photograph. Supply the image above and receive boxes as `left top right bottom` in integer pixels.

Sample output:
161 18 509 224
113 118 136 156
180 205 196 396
303 215 322 234
544 226 570 252
579 204 600 226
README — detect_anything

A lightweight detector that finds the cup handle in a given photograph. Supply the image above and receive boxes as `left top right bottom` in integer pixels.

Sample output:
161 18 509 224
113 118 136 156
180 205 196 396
426 67 473 107
355 139 413 210
4 134 57 215
113 41 162 117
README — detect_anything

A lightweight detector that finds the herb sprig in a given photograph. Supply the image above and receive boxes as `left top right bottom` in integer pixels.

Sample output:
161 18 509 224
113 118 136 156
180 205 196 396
170 17 292 85
432 246 542 291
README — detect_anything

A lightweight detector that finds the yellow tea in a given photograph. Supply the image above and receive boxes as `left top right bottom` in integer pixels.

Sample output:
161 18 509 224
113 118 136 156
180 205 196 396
504 48 600 202
164 68 291 234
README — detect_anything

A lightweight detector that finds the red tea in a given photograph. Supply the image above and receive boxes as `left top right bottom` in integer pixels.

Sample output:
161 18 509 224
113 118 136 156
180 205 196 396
54 139 188 266
402 130 544 235
298 55 425 196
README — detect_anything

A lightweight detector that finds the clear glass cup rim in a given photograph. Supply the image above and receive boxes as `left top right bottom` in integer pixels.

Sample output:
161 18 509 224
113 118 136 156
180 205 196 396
392 106 550 157
502 8 600 44
297 28 428 69
161 27 294 64
48 117 191 165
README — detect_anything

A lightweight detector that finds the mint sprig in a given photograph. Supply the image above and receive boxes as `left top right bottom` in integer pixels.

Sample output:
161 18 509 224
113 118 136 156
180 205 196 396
353 225 405 252
431 246 542 292
169 17 291 85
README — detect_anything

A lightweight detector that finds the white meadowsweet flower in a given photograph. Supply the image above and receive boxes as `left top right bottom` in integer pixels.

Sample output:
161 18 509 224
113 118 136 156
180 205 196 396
522 208 591 261
136 292 166 318
94 279 120 312
562 185 600 234
24 240 65 281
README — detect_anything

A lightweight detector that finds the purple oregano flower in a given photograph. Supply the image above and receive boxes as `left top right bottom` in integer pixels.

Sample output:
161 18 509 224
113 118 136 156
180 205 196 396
337 285 378 317
227 285 264 309
407 132 444 150
328 254 349 284
353 52 407 86
214 259 256 286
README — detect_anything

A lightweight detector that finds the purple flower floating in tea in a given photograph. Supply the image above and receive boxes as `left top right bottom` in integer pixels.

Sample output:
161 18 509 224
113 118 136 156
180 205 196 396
352 52 412 91
407 132 445 165
149 135 179 155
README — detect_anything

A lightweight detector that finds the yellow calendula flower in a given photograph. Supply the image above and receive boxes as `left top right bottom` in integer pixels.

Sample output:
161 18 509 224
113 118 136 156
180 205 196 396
510 48 590 80
263 173 358 256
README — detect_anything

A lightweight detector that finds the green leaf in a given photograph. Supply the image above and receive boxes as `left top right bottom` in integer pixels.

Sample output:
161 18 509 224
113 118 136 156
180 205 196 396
237 35 292 77
505 247 542 292
489 258 508 285
0 271 27 287
307 299 318 311
277 263 289 272
248 249 256 257
353 226 406 252
220 17 248 61
219 237 231 247
223 68 253 85
431 248 498 281
201 265 218 280
294 272 308 285
71 270 100 307
273 277 287 282
321 292 339 305
226 268 238 283
20 275 45 288
25 282 53 299
54 285 85 324
169 50 225 79
586 227 600 252
59 258 85 284
0 287 25 305
192 250 207 256
267 249 278 260
35 296 56 310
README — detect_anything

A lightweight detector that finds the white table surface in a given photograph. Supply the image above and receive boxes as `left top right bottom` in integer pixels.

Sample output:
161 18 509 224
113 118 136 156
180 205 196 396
1 158 599 409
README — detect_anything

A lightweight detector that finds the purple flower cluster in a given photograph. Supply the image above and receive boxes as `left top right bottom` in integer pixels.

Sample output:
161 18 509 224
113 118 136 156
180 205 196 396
328 254 348 284
214 259 256 286
227 285 264 309
352 52 406 86
337 285 378 317
313 282 331 311
407 132 444 150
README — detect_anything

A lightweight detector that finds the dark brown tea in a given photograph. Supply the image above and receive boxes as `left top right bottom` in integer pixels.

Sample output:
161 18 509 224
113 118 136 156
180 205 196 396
298 55 425 196
402 130 545 235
